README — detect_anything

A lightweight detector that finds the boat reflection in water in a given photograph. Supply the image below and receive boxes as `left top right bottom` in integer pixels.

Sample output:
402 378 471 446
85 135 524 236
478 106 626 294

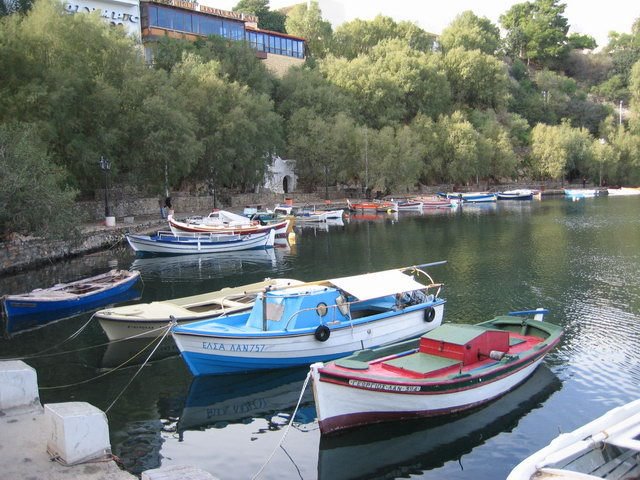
98 335 180 370
317 365 561 480
295 217 345 234
177 366 315 434
130 248 278 282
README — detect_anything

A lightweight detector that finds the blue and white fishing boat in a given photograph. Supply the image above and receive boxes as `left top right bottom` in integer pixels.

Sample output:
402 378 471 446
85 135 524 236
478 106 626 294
2 269 141 335
171 262 447 376
438 192 497 203
125 229 275 256
497 189 534 200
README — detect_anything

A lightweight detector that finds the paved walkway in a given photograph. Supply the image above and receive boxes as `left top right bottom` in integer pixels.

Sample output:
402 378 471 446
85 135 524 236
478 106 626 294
0 405 135 480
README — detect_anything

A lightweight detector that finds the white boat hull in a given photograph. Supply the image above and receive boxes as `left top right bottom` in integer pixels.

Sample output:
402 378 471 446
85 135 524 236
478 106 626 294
311 356 544 433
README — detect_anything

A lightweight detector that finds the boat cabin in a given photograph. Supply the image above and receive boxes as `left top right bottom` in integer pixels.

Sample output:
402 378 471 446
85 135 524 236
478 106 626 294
244 284 404 332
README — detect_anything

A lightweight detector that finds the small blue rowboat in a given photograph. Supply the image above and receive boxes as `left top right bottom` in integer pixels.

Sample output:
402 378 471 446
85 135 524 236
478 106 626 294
2 269 141 335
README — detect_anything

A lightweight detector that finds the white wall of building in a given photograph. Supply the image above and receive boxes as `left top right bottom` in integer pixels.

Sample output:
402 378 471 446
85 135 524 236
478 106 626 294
64 0 141 40
263 157 297 194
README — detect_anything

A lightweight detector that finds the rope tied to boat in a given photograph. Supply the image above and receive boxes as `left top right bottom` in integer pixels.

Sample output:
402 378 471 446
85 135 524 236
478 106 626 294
104 319 176 413
251 370 312 480
39 321 176 392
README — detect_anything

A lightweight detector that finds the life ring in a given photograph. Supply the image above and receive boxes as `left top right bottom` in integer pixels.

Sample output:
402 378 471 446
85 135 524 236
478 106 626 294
314 324 330 342
424 307 436 322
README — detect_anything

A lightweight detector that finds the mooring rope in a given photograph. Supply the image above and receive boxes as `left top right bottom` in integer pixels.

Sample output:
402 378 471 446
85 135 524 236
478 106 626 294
251 371 312 480
40 324 173 391
104 320 175 413
1 318 171 361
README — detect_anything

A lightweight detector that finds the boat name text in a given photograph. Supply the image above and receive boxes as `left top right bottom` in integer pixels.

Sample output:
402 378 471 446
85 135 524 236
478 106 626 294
202 342 266 352
348 380 421 392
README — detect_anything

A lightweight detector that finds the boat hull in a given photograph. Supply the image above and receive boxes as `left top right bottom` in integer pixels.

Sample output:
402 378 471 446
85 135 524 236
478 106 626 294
311 355 545 435
172 302 445 375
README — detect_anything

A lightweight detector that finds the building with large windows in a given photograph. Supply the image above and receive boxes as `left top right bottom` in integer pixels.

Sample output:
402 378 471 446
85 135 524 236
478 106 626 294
140 0 305 75
64 0 306 75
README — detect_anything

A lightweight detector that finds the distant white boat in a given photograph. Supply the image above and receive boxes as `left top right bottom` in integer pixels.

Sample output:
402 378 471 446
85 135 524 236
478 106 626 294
607 187 640 196
508 398 640 480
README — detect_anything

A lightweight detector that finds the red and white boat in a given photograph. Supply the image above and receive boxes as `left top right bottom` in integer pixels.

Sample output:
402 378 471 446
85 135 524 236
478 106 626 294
311 309 563 435
168 214 290 238
347 199 397 212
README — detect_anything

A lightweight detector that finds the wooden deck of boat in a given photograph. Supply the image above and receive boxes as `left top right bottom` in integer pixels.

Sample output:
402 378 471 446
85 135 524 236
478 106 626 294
550 443 640 479
339 327 541 380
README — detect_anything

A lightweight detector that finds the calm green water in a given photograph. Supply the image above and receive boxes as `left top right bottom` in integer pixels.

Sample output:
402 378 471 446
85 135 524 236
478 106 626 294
2 196 640 479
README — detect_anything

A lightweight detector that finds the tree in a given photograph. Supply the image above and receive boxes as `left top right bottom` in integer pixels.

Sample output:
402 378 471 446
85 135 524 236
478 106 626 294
630 59 640 132
366 125 423 193
500 0 570 67
273 66 355 122
171 54 283 193
442 48 510 110
530 120 593 182
439 11 500 55
567 33 597 51
332 15 436 60
321 39 451 128
285 0 332 59
233 0 286 33
154 35 276 95
0 123 79 239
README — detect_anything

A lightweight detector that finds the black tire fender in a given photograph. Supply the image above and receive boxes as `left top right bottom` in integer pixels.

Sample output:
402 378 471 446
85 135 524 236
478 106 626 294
314 324 330 342
424 307 436 322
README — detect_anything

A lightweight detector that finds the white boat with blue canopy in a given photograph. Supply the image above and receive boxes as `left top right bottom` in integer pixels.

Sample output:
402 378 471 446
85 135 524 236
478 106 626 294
171 262 447 376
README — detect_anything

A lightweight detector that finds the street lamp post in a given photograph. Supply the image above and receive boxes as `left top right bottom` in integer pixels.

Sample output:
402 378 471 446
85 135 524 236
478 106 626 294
99 156 114 225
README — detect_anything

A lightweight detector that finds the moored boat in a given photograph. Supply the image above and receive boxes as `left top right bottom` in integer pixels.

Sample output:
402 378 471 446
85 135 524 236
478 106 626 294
564 189 602 198
168 215 290 237
2 269 141 335
439 192 497 203
126 229 275 256
310 309 563 434
508 398 640 480
96 277 302 340
172 261 447 376
395 200 423 211
318 365 561 480
347 199 397 212
606 186 640 196
414 195 458 208
497 189 534 200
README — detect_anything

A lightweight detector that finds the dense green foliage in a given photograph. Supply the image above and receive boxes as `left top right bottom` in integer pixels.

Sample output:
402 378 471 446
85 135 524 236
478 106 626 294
1 0 640 237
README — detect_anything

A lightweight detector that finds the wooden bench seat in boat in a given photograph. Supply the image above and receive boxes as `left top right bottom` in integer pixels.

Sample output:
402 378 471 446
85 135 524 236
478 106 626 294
381 324 511 377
